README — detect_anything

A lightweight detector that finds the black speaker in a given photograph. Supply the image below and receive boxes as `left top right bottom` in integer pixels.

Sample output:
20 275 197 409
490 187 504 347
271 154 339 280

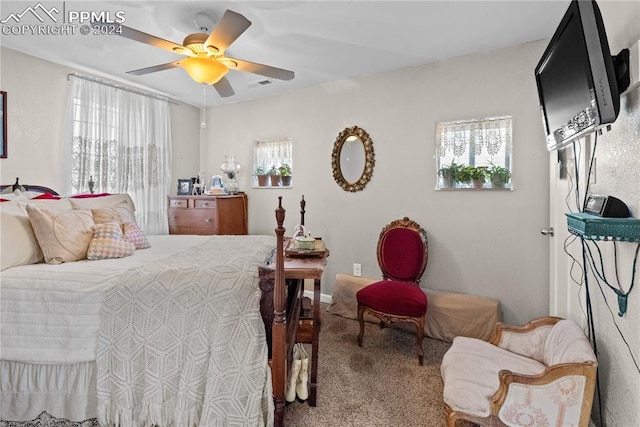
584 195 630 218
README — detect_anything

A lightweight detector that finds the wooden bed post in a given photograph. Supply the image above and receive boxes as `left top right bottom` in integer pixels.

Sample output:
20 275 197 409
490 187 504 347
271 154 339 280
272 197 287 426
299 195 305 226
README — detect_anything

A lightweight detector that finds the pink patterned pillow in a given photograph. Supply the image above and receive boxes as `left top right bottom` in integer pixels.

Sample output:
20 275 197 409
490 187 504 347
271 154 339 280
124 222 151 249
87 222 135 260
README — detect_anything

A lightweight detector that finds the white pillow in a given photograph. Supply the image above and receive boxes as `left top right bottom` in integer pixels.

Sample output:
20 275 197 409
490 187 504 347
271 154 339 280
1 201 42 270
0 199 72 270
0 189 28 201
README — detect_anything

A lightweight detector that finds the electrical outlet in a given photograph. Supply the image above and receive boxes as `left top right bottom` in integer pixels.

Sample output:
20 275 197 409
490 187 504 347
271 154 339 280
353 263 362 277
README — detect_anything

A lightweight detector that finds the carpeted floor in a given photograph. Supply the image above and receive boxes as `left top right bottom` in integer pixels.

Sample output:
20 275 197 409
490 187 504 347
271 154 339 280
284 306 451 427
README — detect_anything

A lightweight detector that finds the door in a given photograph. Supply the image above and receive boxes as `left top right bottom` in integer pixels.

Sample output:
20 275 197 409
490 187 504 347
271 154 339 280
548 142 590 325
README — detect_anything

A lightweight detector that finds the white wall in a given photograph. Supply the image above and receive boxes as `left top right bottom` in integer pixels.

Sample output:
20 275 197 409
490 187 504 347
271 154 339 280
573 3 640 426
201 41 551 325
0 47 200 196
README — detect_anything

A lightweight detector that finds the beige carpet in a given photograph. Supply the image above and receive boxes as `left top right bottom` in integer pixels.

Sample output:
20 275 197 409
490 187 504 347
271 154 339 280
284 306 451 427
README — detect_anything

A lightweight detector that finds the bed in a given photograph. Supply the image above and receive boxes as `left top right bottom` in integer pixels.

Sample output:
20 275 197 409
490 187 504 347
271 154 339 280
0 185 300 427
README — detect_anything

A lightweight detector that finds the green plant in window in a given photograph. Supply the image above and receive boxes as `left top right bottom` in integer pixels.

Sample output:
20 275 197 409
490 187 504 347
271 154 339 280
254 166 268 186
470 166 488 188
267 165 280 186
456 166 474 185
438 161 463 187
278 163 292 177
279 163 292 187
488 163 511 187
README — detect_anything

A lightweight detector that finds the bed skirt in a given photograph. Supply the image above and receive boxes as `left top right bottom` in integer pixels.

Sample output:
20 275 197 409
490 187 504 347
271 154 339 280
0 360 97 422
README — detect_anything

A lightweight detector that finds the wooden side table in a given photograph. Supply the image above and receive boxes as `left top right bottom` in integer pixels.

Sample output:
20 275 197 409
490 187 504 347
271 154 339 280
259 239 329 415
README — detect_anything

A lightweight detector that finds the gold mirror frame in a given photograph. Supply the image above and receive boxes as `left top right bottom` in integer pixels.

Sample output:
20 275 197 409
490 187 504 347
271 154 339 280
331 126 375 192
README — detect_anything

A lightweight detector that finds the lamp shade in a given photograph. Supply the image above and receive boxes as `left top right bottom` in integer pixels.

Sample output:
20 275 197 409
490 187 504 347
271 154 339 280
181 56 228 85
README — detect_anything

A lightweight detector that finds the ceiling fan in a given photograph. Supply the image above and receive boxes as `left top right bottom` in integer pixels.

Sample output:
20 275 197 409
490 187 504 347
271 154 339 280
116 10 294 97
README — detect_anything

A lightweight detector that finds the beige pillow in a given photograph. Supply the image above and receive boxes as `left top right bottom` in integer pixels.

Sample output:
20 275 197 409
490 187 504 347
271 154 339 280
92 207 123 225
23 198 73 211
91 203 136 226
26 205 95 264
0 199 73 270
69 194 135 214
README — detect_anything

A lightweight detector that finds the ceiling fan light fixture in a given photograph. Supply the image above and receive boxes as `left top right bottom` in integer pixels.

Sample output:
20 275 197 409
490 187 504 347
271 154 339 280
205 45 220 55
172 46 194 56
220 58 237 68
181 56 228 85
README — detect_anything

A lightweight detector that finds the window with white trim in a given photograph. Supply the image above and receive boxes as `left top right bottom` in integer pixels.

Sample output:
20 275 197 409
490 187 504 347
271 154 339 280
253 138 293 188
435 116 512 189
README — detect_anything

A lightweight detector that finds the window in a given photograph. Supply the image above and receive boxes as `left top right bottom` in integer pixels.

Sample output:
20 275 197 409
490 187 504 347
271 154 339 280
253 138 293 188
65 76 171 234
435 116 512 189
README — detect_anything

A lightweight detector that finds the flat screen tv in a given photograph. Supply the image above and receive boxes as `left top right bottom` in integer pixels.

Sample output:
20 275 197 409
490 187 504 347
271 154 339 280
535 0 620 151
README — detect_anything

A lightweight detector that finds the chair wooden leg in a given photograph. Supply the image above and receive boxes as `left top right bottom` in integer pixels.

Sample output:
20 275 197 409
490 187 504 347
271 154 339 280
357 304 365 347
415 317 424 366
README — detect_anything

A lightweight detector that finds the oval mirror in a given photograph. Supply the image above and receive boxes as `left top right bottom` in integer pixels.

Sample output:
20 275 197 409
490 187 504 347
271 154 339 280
331 126 375 192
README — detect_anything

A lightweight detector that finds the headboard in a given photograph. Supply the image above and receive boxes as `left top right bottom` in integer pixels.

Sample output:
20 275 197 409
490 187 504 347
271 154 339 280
0 178 59 195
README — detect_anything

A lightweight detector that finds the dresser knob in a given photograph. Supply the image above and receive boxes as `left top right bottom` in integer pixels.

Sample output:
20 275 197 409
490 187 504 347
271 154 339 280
205 218 211 223
170 216 176 220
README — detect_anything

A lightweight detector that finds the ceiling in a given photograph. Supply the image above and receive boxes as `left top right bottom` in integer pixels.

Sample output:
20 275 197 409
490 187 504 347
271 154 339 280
0 1 569 107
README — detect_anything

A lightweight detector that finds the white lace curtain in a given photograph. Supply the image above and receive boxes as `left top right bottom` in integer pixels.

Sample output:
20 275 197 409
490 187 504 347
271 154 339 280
436 116 512 160
63 76 172 234
253 138 293 172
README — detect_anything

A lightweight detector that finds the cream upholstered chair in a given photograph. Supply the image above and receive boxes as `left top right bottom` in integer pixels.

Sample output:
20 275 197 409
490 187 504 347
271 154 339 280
356 217 428 365
441 316 597 427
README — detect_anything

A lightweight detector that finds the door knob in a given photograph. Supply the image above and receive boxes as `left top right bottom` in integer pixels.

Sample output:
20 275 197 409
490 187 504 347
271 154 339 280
540 227 554 236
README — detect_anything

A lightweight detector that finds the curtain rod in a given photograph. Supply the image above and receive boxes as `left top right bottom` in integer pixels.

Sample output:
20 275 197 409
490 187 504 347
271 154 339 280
67 73 180 105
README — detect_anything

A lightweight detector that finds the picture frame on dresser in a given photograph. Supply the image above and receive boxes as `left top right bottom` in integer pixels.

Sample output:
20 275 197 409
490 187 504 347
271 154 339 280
1 91 6 158
177 178 192 195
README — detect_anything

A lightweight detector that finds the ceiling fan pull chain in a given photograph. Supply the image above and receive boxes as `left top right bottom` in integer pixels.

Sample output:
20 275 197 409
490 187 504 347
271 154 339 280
201 85 207 129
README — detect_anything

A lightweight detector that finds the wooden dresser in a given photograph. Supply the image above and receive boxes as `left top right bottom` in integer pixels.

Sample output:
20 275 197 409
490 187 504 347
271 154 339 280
167 193 248 235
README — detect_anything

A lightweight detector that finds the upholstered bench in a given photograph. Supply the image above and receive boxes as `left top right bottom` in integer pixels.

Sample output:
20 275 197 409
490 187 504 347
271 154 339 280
328 273 501 342
441 316 597 427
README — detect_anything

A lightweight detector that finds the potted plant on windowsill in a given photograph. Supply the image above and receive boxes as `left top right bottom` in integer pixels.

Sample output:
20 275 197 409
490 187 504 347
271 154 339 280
488 164 511 188
279 163 292 187
470 166 488 188
438 161 462 188
268 165 280 186
255 166 268 187
456 166 474 187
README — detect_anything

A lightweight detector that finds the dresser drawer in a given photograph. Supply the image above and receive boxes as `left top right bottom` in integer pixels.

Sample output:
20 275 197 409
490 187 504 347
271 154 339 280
168 198 187 208
168 209 217 234
194 198 216 209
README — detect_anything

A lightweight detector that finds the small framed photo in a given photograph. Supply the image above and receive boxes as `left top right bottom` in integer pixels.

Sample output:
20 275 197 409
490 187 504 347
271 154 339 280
177 179 192 195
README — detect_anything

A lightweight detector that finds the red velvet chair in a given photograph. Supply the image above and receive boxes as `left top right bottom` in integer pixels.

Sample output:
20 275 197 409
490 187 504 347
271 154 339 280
356 217 429 365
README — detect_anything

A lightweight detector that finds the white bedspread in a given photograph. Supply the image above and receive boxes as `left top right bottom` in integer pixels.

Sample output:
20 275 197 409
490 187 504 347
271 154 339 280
1 235 234 363
96 235 275 426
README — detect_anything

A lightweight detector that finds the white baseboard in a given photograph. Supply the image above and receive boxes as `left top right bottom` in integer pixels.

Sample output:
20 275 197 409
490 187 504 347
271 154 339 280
303 290 332 305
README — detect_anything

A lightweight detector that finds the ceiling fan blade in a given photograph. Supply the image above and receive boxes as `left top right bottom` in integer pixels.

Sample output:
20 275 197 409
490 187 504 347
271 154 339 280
119 25 185 54
228 58 295 81
127 61 181 76
213 77 235 97
204 10 251 54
